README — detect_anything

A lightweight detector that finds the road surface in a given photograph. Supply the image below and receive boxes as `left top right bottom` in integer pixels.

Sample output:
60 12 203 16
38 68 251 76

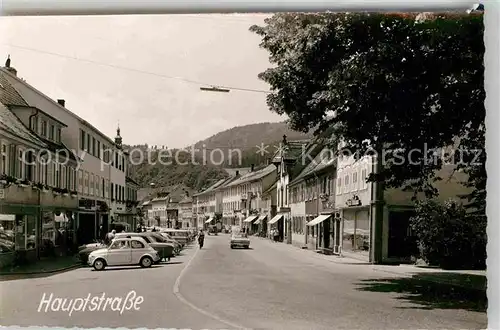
0 235 487 329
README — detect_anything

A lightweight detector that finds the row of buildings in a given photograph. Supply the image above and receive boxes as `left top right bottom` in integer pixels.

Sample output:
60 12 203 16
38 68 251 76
144 133 468 264
0 57 140 267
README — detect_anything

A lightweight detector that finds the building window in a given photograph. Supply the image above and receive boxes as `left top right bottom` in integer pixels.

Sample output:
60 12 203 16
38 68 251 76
80 130 86 150
361 169 367 189
92 137 96 157
95 175 100 197
55 163 61 188
1 143 7 175
97 141 101 159
30 116 38 131
84 171 89 195
49 124 55 140
90 174 95 195
111 183 114 199
344 175 349 193
78 170 83 193
56 127 62 143
87 135 91 154
352 172 358 190
41 121 47 137
16 148 24 179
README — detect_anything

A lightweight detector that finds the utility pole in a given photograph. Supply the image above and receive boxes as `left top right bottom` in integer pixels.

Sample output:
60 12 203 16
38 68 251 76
370 146 385 264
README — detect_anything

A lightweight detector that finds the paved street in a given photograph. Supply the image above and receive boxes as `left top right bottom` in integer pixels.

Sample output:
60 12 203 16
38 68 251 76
0 235 487 330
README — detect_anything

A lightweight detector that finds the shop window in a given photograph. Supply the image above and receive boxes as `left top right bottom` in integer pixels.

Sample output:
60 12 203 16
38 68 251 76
26 215 36 250
0 214 15 253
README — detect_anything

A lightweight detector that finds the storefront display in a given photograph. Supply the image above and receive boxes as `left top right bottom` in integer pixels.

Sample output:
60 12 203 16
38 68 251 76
342 209 371 258
0 213 38 253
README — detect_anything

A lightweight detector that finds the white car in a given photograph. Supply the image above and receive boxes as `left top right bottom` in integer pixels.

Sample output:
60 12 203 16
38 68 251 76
230 233 250 249
88 236 160 271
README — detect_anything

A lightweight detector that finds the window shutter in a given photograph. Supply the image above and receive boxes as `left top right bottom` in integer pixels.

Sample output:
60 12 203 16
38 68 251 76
9 145 16 177
47 161 53 187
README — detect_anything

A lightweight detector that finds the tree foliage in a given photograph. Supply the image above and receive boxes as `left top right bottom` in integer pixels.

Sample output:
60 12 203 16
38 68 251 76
410 199 486 269
251 13 485 205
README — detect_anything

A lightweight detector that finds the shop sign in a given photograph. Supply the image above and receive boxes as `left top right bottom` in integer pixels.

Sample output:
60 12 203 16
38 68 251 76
346 195 362 207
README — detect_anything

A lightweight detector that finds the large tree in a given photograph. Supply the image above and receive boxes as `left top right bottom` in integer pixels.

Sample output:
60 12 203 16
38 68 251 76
251 12 485 209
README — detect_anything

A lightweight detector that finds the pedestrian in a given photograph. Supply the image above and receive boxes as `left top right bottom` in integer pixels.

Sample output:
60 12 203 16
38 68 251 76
273 228 279 242
105 229 116 245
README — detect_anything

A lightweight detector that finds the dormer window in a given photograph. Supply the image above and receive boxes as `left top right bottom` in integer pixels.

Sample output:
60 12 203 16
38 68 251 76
41 120 47 137
49 124 55 140
30 116 38 131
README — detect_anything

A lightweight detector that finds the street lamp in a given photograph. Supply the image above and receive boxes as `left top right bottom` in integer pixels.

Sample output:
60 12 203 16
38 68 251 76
200 86 230 93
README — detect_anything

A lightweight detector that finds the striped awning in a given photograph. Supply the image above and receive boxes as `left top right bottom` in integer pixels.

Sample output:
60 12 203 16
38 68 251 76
243 215 258 223
254 215 267 225
268 214 284 225
306 214 331 227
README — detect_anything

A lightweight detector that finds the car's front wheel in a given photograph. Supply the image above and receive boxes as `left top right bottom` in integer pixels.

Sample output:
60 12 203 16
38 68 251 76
93 258 106 271
140 256 153 268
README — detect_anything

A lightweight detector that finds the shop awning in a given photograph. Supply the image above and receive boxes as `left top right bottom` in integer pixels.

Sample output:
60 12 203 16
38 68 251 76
268 214 283 225
205 217 213 224
254 215 267 225
243 215 258 223
306 214 332 227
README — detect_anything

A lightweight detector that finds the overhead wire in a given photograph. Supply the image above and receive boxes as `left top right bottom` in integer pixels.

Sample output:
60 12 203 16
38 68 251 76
0 42 271 94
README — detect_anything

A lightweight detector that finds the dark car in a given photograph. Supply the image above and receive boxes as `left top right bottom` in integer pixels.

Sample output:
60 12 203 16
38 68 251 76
114 232 176 262
78 242 107 264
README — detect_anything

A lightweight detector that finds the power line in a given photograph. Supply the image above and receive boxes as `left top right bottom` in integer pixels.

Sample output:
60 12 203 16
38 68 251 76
1 43 271 94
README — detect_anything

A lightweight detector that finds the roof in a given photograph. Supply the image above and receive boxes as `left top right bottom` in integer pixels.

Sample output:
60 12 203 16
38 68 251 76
0 67 117 147
126 176 140 186
193 178 228 196
0 103 48 147
179 195 193 204
0 71 28 106
225 164 277 187
38 136 79 162
262 179 278 196
289 146 337 186
271 139 310 163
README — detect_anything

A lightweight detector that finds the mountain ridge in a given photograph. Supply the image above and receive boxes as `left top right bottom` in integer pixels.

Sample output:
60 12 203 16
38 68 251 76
128 120 313 190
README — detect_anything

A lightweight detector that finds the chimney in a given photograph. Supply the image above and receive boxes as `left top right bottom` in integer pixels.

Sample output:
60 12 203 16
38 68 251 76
235 170 239 176
57 99 65 107
4 55 17 76
251 164 255 172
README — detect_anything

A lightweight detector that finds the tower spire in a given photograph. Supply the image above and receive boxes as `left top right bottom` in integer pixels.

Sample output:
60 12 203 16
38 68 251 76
115 123 122 149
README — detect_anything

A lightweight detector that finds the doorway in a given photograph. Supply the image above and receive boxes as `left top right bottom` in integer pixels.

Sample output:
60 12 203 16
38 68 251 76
387 210 417 259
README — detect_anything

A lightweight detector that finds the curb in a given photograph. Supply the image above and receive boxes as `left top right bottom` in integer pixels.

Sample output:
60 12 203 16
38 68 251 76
0 264 82 276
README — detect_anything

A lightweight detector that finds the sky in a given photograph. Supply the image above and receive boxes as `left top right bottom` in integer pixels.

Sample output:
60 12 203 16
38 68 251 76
0 14 282 148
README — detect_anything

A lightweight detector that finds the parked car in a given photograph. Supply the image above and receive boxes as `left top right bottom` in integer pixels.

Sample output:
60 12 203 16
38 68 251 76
230 232 250 249
78 241 107 264
155 233 182 254
160 229 190 246
114 232 175 261
88 236 160 271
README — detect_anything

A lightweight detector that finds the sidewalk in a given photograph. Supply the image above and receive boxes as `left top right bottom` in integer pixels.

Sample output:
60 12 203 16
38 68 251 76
0 255 81 280
254 236 486 291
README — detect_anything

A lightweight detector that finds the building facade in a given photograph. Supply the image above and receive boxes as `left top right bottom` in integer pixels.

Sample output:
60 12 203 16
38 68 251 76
0 61 131 244
0 64 83 267
178 192 193 228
